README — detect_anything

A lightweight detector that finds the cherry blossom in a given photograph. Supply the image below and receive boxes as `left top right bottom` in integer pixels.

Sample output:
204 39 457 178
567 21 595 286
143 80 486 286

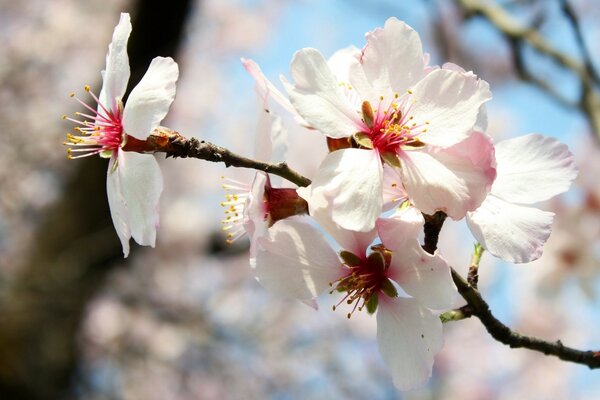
467 134 577 263
254 206 457 390
287 17 493 231
64 13 179 257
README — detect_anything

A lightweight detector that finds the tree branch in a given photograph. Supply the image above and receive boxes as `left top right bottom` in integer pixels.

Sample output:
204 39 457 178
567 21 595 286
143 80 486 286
456 0 600 141
129 127 312 188
423 210 600 369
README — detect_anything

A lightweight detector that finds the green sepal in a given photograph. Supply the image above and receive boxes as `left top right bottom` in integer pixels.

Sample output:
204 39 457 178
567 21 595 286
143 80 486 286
381 151 401 168
365 294 379 314
354 132 374 149
340 250 362 267
100 150 114 159
381 278 398 298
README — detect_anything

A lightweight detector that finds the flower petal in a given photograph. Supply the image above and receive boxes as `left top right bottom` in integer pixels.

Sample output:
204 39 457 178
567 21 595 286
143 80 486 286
254 217 343 301
351 17 425 104
377 297 443 391
116 151 163 248
381 165 407 211
492 133 577 204
244 172 269 258
467 194 555 263
409 68 492 148
106 154 131 257
297 148 383 232
122 57 179 139
287 48 363 138
400 133 496 220
99 13 131 110
241 57 301 119
376 206 424 251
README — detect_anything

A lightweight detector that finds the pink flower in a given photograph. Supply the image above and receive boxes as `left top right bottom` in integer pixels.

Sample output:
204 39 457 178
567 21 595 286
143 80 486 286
467 134 578 263
64 13 179 257
287 18 493 231
254 206 457 390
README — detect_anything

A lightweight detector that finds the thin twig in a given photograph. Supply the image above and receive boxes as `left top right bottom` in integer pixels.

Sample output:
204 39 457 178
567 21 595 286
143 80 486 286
424 211 600 369
129 127 312 188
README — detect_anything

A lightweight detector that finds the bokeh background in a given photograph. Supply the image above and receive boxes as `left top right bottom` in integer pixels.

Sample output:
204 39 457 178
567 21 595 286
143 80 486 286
0 0 599 399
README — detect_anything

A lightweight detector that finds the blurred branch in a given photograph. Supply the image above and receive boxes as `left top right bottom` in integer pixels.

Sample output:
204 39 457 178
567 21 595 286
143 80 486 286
424 212 600 369
456 0 600 141
0 1 193 399
132 127 312 187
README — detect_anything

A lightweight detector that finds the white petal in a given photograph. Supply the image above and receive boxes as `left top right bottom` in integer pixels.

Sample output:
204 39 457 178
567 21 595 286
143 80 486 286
376 297 443 391
388 242 457 310
297 148 383 232
244 172 269 258
376 206 424 251
381 165 407 211
409 68 492 148
99 13 131 110
400 133 496 220
467 194 555 263
352 17 425 103
254 218 343 301
122 57 179 139
288 48 363 138
241 57 301 119
106 154 131 257
493 134 577 204
117 151 163 248
326 45 361 84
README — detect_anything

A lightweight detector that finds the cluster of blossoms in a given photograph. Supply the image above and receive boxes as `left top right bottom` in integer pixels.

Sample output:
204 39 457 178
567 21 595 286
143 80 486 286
66 15 577 391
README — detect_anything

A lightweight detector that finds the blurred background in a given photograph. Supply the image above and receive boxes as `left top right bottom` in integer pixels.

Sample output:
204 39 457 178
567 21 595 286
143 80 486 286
0 0 599 399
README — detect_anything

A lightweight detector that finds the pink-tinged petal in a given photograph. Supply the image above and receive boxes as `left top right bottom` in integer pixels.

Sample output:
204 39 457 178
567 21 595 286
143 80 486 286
254 100 287 163
400 133 496 220
409 68 492 148
99 13 131 110
117 151 163 248
388 242 457 310
244 172 269 258
241 57 300 119
288 48 363 138
106 155 131 257
122 57 178 139
382 165 407 211
376 206 424 251
297 148 383 232
467 194 555 263
254 218 343 301
493 134 577 204
376 297 443 391
354 17 425 102
307 204 377 256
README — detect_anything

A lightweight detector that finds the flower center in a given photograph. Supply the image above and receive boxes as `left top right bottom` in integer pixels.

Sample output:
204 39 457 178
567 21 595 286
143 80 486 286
355 93 428 157
331 245 397 318
63 85 124 159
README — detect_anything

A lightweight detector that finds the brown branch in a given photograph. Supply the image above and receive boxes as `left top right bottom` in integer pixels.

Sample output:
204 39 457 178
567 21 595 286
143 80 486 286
450 268 600 369
423 211 600 369
456 0 600 141
129 127 312 188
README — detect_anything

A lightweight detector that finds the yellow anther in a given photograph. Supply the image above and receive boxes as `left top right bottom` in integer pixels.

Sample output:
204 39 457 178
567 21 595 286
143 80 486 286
394 93 399 99
407 90 413 94
84 85 91 92
69 92 75 98
62 115 67 119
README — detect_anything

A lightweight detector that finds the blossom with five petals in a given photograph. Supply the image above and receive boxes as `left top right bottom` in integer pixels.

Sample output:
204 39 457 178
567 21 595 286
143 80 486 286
254 206 457 390
64 13 179 257
287 18 493 231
